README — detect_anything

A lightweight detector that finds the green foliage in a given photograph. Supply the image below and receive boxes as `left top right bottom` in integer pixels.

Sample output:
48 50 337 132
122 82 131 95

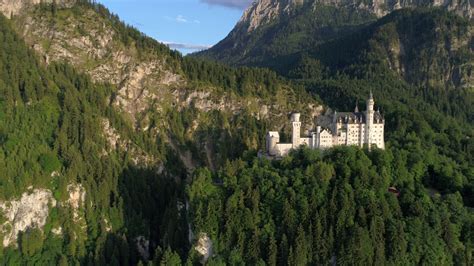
181 57 284 98
187 147 474 265
38 152 61 173
0 10 186 265
159 247 182 266
19 228 44 256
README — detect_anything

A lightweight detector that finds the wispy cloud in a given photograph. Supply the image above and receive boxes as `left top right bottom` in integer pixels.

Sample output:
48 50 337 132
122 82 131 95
165 15 200 24
200 0 254 9
176 15 188 23
161 41 211 51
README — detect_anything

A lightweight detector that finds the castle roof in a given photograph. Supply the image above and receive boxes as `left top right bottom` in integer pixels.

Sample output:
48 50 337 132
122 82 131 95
334 111 384 124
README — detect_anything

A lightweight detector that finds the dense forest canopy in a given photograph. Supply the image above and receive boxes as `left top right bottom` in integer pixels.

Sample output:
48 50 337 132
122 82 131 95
188 147 474 265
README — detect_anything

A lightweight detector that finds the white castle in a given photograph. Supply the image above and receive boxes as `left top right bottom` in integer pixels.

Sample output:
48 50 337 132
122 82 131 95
266 93 385 157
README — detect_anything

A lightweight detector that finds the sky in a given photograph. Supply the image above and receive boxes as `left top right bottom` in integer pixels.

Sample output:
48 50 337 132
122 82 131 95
96 0 254 54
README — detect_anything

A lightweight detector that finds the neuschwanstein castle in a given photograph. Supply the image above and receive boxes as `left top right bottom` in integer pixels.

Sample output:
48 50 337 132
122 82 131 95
266 93 385 157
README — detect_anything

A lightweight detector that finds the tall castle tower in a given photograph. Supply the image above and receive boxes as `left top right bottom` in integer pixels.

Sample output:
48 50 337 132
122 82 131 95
291 113 301 148
365 91 374 146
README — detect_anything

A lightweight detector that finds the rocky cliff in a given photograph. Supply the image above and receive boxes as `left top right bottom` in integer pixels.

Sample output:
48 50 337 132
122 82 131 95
0 0 75 18
0 189 56 247
239 0 472 33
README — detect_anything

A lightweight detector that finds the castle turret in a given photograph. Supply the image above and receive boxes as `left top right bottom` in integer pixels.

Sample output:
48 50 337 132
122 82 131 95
291 113 301 148
315 126 321 149
266 132 280 156
367 91 374 111
365 91 375 147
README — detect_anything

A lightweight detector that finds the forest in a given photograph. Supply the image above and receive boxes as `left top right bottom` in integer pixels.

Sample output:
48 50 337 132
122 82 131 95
188 147 474 265
0 1 472 265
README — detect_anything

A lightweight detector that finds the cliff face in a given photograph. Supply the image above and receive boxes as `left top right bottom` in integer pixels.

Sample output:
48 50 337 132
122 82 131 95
238 0 305 32
239 0 473 33
0 0 75 18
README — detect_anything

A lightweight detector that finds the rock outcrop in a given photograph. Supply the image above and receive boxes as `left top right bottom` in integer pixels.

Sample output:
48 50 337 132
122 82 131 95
239 0 305 32
0 189 56 247
0 0 75 18
67 184 86 221
195 233 213 262
16 8 183 125
135 236 150 261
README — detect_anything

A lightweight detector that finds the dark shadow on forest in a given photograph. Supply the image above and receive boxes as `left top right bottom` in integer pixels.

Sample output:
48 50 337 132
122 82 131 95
93 166 189 265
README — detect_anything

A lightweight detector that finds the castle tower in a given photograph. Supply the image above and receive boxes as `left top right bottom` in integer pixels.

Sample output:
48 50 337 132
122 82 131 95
266 132 280 156
291 113 301 148
365 91 375 146
315 126 321 149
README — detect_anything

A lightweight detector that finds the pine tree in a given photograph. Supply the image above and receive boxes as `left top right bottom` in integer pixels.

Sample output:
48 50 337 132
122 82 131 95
267 235 278 266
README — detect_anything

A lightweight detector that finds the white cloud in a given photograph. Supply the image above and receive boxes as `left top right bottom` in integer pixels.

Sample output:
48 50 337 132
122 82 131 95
161 41 211 51
201 0 254 9
176 15 188 23
165 15 201 24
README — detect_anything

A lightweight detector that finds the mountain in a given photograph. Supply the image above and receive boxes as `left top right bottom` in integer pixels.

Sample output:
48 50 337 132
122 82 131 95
193 2 473 264
195 0 474 89
238 0 473 33
0 0 473 265
291 8 474 89
9 0 319 166
195 0 377 67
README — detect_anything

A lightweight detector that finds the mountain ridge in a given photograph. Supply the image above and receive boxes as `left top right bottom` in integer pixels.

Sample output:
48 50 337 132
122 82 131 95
195 0 474 89
237 0 473 34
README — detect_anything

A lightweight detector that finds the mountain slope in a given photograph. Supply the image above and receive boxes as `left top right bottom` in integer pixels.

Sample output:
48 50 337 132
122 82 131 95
196 0 472 67
195 1 377 68
0 13 166 264
11 2 320 167
291 8 474 89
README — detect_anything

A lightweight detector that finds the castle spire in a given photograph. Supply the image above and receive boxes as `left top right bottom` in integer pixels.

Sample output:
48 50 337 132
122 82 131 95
354 100 359 113
369 90 373 100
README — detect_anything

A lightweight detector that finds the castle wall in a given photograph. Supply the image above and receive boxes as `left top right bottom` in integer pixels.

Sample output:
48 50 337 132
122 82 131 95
319 130 333 149
274 143 293 157
346 124 361 146
370 123 384 149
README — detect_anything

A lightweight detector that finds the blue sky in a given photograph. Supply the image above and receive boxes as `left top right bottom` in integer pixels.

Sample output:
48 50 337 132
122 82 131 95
97 0 253 54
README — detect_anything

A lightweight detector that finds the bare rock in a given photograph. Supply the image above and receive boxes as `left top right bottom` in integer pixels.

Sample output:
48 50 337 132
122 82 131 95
195 233 213 262
0 189 56 247
0 0 75 18
67 184 86 221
